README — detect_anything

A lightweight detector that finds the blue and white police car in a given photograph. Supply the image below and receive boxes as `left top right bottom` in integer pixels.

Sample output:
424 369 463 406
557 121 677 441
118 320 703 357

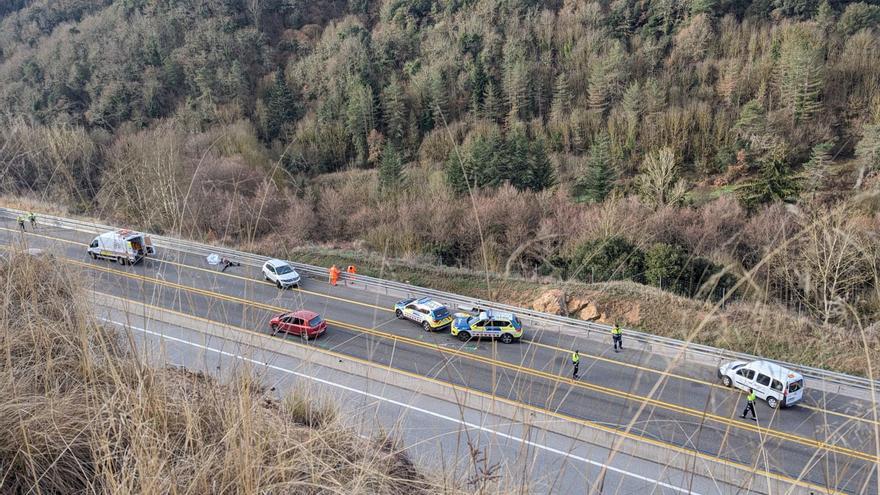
394 297 454 331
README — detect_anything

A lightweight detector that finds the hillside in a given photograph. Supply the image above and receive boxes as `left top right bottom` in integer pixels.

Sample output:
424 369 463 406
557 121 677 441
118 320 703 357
0 0 878 333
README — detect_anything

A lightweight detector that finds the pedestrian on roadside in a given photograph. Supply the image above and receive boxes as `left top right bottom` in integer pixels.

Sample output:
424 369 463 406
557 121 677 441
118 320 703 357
571 350 580 379
17 215 25 231
611 323 623 352
741 389 757 421
27 212 36 229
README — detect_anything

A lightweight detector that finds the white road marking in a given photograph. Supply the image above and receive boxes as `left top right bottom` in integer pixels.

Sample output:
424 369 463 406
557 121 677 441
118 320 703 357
101 316 703 494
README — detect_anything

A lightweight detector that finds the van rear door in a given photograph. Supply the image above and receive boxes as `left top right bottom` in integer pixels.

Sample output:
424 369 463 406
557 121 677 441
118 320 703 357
786 378 804 405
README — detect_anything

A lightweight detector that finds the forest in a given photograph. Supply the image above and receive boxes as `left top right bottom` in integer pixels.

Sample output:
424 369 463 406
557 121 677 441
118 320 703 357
0 0 879 330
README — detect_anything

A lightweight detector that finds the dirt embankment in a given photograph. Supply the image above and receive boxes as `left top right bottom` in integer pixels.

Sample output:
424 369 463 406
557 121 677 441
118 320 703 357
523 281 877 377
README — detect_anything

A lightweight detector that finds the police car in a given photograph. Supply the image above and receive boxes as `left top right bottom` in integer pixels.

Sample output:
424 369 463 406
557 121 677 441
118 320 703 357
451 310 523 344
394 297 453 331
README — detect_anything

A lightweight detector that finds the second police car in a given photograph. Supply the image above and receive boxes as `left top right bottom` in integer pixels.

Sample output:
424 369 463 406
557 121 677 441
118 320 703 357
451 309 523 344
394 297 454 331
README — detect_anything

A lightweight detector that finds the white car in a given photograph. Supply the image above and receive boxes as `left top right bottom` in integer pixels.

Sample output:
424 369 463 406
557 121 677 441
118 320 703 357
718 360 805 409
262 259 301 289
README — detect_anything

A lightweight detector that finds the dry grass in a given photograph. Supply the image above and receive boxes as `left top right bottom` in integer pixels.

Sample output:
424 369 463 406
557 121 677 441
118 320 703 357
0 252 446 494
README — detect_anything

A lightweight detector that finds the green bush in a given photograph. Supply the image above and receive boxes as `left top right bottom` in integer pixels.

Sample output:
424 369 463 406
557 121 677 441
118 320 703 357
567 237 644 283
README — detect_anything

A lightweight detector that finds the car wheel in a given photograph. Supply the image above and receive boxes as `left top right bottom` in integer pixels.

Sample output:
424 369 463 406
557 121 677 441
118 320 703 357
766 396 779 409
117 256 126 265
277 281 283 289
458 331 471 342
270 323 279 334
300 333 310 342
395 309 403 318
500 333 514 344
422 321 431 332
721 375 732 387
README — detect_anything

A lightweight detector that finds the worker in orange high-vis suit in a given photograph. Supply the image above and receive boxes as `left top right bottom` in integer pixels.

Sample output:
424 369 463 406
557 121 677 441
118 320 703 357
346 265 356 279
329 265 341 286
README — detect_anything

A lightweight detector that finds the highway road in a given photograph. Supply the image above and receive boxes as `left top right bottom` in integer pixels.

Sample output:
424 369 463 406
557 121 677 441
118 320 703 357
96 303 750 494
2 217 878 494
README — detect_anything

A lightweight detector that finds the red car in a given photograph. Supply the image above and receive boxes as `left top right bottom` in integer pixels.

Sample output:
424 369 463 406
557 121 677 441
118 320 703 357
269 310 327 340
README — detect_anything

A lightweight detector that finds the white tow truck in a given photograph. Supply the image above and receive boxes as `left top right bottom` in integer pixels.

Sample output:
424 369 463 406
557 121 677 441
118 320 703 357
87 229 156 265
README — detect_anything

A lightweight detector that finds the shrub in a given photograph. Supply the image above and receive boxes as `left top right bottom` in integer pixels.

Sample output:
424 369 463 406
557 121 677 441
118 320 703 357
567 236 645 283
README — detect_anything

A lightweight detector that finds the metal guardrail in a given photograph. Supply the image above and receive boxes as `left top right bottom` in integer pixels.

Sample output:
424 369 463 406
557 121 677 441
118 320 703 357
3 207 875 394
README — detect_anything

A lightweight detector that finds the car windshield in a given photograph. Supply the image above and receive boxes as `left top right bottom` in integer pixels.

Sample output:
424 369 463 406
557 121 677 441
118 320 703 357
276 264 293 275
309 316 323 327
432 307 450 320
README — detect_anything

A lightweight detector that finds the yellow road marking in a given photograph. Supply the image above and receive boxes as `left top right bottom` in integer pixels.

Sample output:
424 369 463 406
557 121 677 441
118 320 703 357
102 293 850 495
3 225 876 429
58 254 880 464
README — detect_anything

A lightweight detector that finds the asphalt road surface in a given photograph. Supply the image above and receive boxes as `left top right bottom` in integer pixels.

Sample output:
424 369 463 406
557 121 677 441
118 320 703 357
2 218 878 494
96 304 753 494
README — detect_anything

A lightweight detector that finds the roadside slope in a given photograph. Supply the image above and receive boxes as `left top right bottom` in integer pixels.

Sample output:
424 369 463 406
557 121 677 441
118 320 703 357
0 252 444 494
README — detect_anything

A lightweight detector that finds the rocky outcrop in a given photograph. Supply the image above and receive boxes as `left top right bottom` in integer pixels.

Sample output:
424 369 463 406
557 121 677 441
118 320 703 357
530 290 638 324
531 289 566 314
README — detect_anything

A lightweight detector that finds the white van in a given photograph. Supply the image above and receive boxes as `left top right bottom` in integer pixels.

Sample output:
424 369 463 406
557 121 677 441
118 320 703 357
87 229 156 265
718 360 805 409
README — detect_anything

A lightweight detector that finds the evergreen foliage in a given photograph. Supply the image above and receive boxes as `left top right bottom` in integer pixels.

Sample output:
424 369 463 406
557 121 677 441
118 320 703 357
568 237 645 283
573 134 615 203
378 143 404 193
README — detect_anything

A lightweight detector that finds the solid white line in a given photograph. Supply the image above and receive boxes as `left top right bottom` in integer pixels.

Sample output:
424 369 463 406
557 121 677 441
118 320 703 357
99 316 702 494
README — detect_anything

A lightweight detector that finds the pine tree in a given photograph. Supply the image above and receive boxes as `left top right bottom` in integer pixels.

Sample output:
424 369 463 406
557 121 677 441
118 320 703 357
345 80 374 167
814 0 835 31
263 71 297 142
468 57 487 116
573 134 615 202
737 157 800 207
378 143 404 193
482 80 503 122
855 122 880 171
429 74 449 126
775 25 825 124
855 121 880 187
621 82 642 151
803 140 835 194
382 78 406 146
550 72 572 123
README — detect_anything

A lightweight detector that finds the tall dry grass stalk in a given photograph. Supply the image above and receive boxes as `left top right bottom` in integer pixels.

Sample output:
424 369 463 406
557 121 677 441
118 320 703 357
0 252 444 494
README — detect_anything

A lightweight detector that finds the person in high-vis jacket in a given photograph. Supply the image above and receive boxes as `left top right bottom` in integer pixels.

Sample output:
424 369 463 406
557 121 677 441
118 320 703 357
17 216 25 231
571 350 580 379
611 324 623 352
741 389 757 421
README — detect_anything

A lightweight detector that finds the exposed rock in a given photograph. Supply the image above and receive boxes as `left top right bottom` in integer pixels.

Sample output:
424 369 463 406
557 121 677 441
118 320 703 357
623 304 641 325
566 296 590 313
576 302 600 321
532 289 566 315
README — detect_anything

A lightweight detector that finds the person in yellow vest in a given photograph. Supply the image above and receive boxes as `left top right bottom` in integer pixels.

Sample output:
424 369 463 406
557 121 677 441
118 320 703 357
611 323 623 352
741 389 757 421
17 215 25 231
329 265 341 286
571 350 580 379
27 212 36 229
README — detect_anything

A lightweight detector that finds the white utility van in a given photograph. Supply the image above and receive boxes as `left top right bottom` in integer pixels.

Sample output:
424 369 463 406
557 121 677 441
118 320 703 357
718 360 805 409
87 229 156 265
